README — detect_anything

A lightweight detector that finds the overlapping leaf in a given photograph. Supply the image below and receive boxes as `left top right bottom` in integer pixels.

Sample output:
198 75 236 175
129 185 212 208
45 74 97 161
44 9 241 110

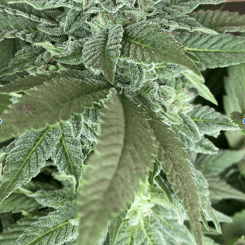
80 106 100 142
0 72 112 143
172 112 201 142
153 0 226 18
146 110 205 245
121 20 202 76
113 204 196 245
6 0 81 11
0 211 41 245
34 37 85 65
17 210 79 245
189 10 245 34
0 39 14 70
227 64 245 114
222 209 245 245
195 149 245 175
0 45 50 77
0 190 43 213
181 70 217 105
147 12 218 34
0 72 54 95
178 132 219 154
0 1 57 31
230 111 245 135
51 122 85 191
190 164 222 234
223 64 245 148
0 126 60 204
188 104 238 137
109 208 129 245
82 24 124 84
121 20 217 104
27 187 77 210
77 89 158 245
0 94 12 114
173 30 245 71
201 168 245 202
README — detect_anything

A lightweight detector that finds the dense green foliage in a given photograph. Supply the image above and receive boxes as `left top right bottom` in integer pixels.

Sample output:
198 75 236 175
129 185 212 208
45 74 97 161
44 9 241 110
0 0 245 245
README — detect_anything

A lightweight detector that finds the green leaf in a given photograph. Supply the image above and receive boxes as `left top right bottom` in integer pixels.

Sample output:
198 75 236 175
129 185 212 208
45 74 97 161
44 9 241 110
0 212 15 231
153 174 173 204
27 187 77 210
188 104 238 137
202 169 245 202
190 165 221 234
0 45 50 77
52 172 77 193
0 94 12 114
182 70 218 105
178 133 219 155
121 21 204 82
195 149 245 175
172 112 202 142
111 219 135 245
148 12 218 35
148 160 162 185
189 10 245 34
82 24 124 84
152 0 226 19
77 89 157 245
175 30 245 71
0 126 60 204
6 0 82 11
51 122 85 191
203 235 220 245
132 215 196 245
33 41 64 56
0 39 14 70
0 30 53 47
0 211 41 245
146 110 204 245
62 240 78 245
109 208 129 245
212 209 232 224
230 111 245 135
227 64 245 114
223 67 242 116
0 72 112 143
0 191 43 213
0 72 54 95
80 106 100 142
21 180 59 193
222 209 245 245
112 202 195 245
17 210 79 245
223 66 245 148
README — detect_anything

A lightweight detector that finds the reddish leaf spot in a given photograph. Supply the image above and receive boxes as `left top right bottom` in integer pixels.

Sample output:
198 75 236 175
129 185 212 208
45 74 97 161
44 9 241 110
19 104 36 115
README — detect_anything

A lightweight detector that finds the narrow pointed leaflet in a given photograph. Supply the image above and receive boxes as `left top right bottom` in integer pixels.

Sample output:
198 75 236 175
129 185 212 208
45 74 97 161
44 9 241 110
77 88 158 245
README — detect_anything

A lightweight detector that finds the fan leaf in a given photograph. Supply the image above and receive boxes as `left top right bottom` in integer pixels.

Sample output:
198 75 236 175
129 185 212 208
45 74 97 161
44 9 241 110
77 88 157 245
0 72 112 143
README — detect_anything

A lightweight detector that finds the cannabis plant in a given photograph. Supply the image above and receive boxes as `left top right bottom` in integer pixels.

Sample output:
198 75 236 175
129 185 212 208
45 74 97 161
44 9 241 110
1 0 245 244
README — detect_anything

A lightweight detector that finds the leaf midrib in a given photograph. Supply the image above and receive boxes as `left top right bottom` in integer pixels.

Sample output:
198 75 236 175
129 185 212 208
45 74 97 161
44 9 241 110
0 126 53 202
